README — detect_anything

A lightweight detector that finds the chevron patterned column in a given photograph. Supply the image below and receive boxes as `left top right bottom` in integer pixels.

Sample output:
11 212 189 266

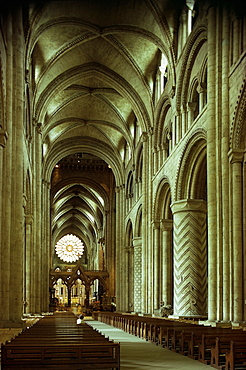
171 200 207 317
133 237 142 313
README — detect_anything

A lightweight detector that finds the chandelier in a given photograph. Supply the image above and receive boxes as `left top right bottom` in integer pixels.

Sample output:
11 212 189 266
55 234 84 263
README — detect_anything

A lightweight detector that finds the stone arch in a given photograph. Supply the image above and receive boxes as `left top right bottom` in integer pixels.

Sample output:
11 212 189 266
230 78 246 150
228 78 246 322
153 177 172 220
154 96 172 149
175 129 207 201
172 131 207 318
125 219 134 311
42 136 124 187
153 178 173 310
126 170 134 199
35 63 152 133
125 218 133 247
188 77 199 121
135 205 142 238
135 144 143 197
176 26 207 111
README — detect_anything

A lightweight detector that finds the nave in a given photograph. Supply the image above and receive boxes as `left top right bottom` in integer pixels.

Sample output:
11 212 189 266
2 311 246 369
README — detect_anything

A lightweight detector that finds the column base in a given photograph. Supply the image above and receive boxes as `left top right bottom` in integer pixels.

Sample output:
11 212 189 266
203 320 231 327
169 314 208 321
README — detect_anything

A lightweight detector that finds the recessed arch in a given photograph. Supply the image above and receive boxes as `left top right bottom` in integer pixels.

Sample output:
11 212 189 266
153 177 172 220
175 130 207 201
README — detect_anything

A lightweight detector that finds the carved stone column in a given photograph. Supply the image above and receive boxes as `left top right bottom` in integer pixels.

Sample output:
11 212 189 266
171 200 207 317
132 237 142 313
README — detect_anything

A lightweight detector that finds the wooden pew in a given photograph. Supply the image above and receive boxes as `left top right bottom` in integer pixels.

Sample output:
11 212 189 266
210 336 230 369
198 331 246 366
1 314 120 370
1 342 120 369
225 340 246 370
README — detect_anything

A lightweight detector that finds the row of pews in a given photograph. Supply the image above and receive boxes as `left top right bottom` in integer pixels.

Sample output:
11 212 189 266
94 311 246 370
1 312 120 369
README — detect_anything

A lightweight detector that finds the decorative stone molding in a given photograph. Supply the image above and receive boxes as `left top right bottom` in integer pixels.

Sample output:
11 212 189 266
230 79 246 149
176 26 207 110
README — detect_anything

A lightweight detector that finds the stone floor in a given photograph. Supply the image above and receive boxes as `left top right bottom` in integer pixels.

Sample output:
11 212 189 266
86 319 209 369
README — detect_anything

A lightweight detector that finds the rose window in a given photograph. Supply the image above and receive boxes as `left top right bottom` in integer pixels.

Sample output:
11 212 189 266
55 234 84 263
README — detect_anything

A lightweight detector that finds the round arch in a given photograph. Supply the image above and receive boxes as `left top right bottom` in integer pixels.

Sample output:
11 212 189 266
175 130 207 201
42 136 124 187
153 177 172 220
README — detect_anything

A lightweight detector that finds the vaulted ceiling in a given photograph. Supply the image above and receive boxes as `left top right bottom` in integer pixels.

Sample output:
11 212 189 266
24 0 182 267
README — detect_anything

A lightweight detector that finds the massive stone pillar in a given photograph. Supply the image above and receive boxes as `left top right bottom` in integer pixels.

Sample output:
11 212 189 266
228 149 245 322
132 237 142 313
24 215 33 314
221 6 230 322
206 4 217 322
160 219 173 307
41 179 51 312
0 131 9 326
171 200 207 317
153 221 160 310
9 5 25 324
115 185 125 311
0 10 13 326
141 133 148 313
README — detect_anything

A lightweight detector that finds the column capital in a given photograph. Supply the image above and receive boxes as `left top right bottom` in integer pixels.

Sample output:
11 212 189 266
152 220 160 229
160 219 173 231
0 129 8 148
187 101 197 112
132 237 142 247
115 184 125 193
42 179 51 189
25 214 33 225
228 148 245 163
124 246 131 253
141 132 148 142
171 199 207 214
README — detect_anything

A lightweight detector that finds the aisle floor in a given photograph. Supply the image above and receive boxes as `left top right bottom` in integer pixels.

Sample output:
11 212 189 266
86 319 209 370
